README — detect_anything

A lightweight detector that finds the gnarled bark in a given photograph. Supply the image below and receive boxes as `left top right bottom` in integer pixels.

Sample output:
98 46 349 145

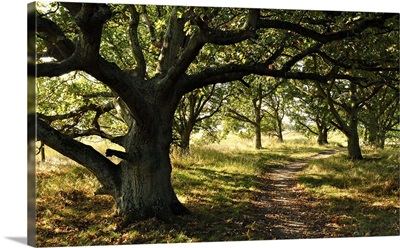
109 103 190 225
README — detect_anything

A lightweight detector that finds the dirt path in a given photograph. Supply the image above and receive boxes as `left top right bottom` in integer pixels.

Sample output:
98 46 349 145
251 149 340 239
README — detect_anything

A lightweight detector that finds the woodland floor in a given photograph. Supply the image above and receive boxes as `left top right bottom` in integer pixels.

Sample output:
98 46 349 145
248 150 341 239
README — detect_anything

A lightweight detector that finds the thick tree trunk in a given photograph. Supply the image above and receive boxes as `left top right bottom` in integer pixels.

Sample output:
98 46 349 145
38 106 189 226
347 133 363 160
114 112 189 226
117 159 187 224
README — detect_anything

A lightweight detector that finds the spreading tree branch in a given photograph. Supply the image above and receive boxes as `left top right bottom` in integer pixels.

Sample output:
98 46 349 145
38 102 114 123
226 108 256 126
257 13 397 43
37 118 121 193
36 15 75 60
129 5 146 78
141 6 162 48
159 8 260 97
296 119 319 136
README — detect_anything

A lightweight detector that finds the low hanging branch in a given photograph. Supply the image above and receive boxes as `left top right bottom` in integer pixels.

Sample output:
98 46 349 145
37 119 121 192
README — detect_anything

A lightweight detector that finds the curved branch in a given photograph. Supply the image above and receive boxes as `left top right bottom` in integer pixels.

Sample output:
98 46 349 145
158 31 205 95
199 88 233 123
36 4 112 77
159 9 259 97
317 50 399 72
36 55 80 77
141 6 162 48
88 57 151 125
38 102 114 122
52 4 151 125
156 6 187 75
37 119 121 193
180 62 326 95
129 5 146 78
67 128 116 140
296 119 318 136
37 101 119 141
281 42 323 71
226 108 256 126
36 15 76 60
257 13 397 43
74 4 112 65
202 28 258 45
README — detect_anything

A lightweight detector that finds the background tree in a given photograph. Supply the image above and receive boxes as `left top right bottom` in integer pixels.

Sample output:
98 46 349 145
288 80 333 145
262 79 290 142
34 2 399 224
224 76 282 148
173 84 231 154
360 84 400 148
296 12 399 159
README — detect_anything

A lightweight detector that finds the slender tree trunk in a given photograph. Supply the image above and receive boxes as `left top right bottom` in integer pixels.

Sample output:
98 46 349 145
377 130 386 149
179 127 192 155
317 126 329 145
40 143 46 162
324 80 363 160
368 121 386 148
254 83 263 149
322 127 329 144
367 120 379 147
276 118 284 143
347 110 363 160
255 123 262 149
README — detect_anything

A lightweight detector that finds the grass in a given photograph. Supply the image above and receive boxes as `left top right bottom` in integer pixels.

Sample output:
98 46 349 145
297 147 400 237
35 133 399 246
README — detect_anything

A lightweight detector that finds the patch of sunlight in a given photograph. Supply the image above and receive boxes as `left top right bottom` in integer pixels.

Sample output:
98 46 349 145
176 195 189 204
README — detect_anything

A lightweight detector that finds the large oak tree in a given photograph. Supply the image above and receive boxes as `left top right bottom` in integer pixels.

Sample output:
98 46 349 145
32 2 398 224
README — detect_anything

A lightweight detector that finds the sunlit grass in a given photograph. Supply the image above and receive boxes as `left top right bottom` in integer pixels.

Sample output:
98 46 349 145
35 132 398 246
297 147 400 237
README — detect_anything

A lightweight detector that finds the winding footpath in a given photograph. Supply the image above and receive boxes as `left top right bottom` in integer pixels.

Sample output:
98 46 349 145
252 150 340 239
